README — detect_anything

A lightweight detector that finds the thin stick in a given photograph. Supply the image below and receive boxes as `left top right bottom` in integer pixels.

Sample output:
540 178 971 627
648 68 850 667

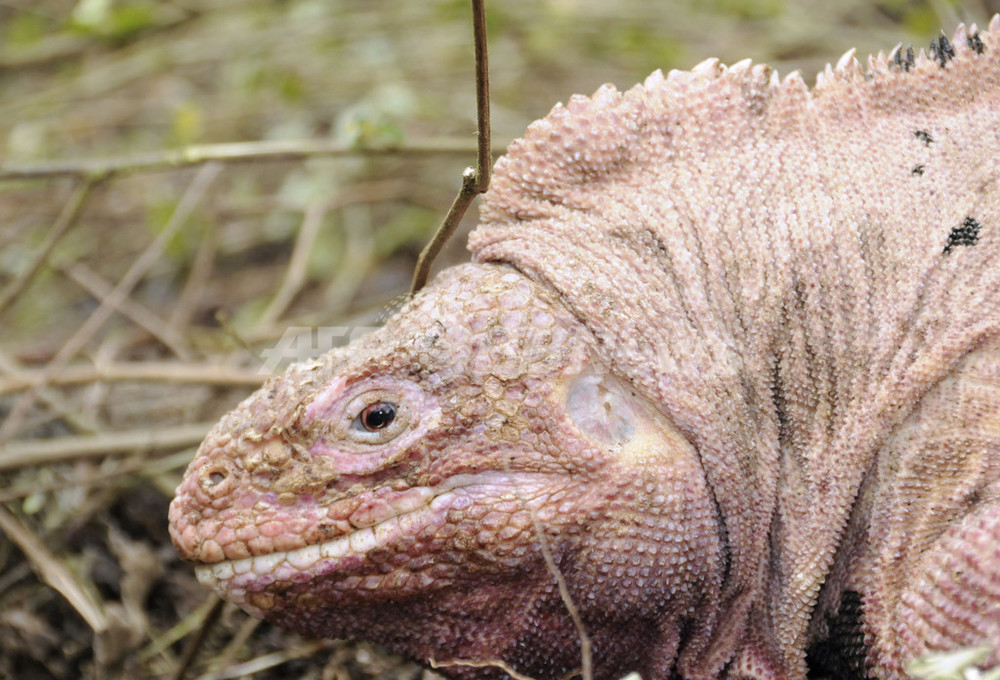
168 218 217 336
0 137 503 182
0 421 212 472
170 596 226 680
410 0 491 294
528 512 593 680
0 361 264 396
60 261 193 360
257 197 327 327
0 163 222 443
0 504 107 633
0 177 97 317
470 0 492 191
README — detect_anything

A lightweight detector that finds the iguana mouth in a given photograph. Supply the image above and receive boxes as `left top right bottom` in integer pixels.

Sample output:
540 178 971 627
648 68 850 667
194 471 559 614
193 501 435 616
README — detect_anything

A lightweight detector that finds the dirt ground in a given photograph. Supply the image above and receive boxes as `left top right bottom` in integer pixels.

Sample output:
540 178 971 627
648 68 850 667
0 1 997 679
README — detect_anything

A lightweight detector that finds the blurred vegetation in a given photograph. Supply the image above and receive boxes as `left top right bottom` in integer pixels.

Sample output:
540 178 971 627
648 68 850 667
0 1 997 679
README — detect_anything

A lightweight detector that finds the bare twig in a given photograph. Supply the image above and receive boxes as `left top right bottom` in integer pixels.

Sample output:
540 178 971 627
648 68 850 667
0 422 212 472
170 596 226 680
470 0 492 191
429 657 542 680
257 197 327 327
0 137 502 183
0 177 98 318
0 504 107 633
0 449 196 504
410 0 492 294
60 262 193 360
0 163 222 443
528 511 593 680
0 360 263 396
0 349 100 434
168 218 218 336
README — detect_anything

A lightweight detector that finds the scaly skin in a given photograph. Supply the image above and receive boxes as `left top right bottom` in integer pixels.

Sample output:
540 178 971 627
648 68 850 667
171 18 1000 680
170 265 726 679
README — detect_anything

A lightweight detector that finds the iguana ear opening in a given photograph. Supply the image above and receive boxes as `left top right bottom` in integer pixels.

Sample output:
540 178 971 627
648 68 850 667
564 368 701 471
566 371 638 445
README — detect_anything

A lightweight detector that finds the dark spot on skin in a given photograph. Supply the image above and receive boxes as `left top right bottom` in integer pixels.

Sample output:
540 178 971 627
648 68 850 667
930 33 954 67
430 321 445 345
892 45 915 71
806 591 871 680
771 361 788 434
914 129 933 146
965 488 982 508
911 165 925 176
252 470 275 487
943 216 981 254
642 227 669 255
967 31 985 55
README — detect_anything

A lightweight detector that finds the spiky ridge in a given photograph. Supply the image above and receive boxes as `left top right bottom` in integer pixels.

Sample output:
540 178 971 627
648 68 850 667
480 17 1000 229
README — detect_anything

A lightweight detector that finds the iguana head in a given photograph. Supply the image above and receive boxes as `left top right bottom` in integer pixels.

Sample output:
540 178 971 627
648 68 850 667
169 263 725 678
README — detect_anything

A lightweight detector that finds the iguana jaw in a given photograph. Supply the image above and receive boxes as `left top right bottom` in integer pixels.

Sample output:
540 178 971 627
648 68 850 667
192 470 563 618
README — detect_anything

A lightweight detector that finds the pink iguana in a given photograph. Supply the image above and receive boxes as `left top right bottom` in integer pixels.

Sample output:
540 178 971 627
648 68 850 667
169 17 1000 680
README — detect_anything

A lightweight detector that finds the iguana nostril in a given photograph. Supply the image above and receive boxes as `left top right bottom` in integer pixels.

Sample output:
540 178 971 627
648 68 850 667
197 461 236 497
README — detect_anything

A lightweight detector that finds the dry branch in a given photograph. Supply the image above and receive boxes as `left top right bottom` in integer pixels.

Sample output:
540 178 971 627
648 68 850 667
0 504 107 633
410 0 492 294
0 361 265 396
0 178 97 317
59 262 194 360
0 163 222 443
0 422 213 472
0 137 504 183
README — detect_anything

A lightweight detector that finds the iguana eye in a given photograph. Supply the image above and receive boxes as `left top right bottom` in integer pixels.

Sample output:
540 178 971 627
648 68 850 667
343 391 410 445
356 402 396 432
